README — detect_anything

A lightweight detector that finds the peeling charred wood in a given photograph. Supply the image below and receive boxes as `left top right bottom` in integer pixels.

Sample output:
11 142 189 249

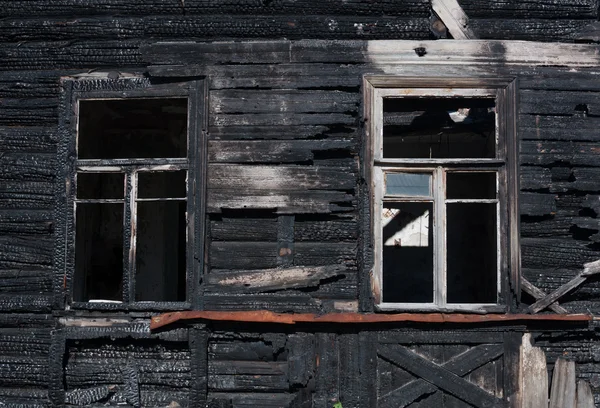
521 238 600 269
0 40 144 70
205 265 346 293
208 190 355 214
208 392 294 407
520 115 600 141
208 140 356 163
65 385 117 405
209 125 335 140
208 363 288 391
521 141 600 167
472 19 595 42
461 0 598 19
0 126 56 151
378 330 505 344
287 333 315 388
208 164 355 191
312 333 338 408
0 153 56 181
520 193 556 217
521 90 600 116
0 210 53 235
521 277 569 314
0 1 430 18
294 217 357 242
210 217 278 242
203 293 323 313
211 112 356 127
150 63 363 89
0 268 53 294
339 333 360 406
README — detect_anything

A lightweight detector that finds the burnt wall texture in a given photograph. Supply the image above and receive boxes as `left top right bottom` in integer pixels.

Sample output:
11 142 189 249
2 1 600 407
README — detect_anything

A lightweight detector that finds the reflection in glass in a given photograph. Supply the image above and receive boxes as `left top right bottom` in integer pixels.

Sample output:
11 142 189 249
385 172 431 197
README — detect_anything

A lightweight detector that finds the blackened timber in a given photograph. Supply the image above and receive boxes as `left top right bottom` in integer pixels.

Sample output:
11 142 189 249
209 125 332 140
211 113 355 127
521 237 600 269
378 344 504 407
521 141 600 167
520 193 556 217
208 140 356 164
212 90 357 114
471 19 595 42
521 277 569 314
287 333 315 388
377 345 506 408
521 89 600 115
206 265 347 293
277 215 294 267
313 333 339 408
0 0 430 18
460 0 598 19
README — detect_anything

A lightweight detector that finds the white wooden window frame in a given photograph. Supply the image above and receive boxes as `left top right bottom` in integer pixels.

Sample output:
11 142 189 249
364 76 520 313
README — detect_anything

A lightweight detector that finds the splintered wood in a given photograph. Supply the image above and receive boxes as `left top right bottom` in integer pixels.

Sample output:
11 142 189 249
519 333 548 408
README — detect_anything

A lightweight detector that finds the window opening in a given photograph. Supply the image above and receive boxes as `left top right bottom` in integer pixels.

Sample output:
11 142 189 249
366 78 519 311
73 98 189 303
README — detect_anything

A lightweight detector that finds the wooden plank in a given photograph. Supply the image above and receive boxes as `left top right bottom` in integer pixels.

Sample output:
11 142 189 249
471 19 594 42
528 259 600 313
576 380 594 408
519 333 548 408
549 358 576 408
287 333 315 388
313 333 339 408
377 344 505 408
208 139 356 163
431 0 476 39
520 193 557 217
520 278 569 314
205 265 347 292
150 311 592 330
460 0 598 19
379 344 504 407
277 215 294 267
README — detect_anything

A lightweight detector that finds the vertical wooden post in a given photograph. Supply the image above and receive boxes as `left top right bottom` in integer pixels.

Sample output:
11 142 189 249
519 333 548 408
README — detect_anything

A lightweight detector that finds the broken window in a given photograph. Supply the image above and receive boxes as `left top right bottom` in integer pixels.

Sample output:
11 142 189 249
365 78 519 311
58 77 206 308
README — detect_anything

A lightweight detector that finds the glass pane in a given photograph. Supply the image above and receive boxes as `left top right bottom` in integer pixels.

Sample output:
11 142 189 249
78 98 187 159
446 172 496 199
135 201 187 301
382 202 434 303
138 170 187 199
74 203 124 301
382 97 496 159
385 172 431 197
447 203 497 303
77 172 124 199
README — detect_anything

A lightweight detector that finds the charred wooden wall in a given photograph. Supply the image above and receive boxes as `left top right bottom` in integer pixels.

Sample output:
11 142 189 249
1 1 600 407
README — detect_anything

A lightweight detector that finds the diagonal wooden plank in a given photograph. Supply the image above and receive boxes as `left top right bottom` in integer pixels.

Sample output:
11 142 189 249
378 344 504 407
529 259 600 313
431 0 477 40
378 345 506 408
521 277 568 314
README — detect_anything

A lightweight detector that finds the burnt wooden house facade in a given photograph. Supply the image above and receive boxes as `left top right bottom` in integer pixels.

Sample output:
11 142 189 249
2 1 600 407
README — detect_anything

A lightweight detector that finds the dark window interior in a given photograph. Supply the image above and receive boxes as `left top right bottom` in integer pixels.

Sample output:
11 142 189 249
382 97 496 159
74 98 188 303
382 202 434 303
78 98 187 159
446 172 496 199
447 203 497 303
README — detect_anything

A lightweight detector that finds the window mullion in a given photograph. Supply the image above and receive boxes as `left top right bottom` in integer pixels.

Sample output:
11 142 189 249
434 167 446 307
123 170 137 304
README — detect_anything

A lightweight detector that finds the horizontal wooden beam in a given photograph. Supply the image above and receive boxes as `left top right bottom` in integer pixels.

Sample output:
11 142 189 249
150 310 592 330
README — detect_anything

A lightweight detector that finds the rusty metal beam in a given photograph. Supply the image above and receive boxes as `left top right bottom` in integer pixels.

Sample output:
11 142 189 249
150 310 592 330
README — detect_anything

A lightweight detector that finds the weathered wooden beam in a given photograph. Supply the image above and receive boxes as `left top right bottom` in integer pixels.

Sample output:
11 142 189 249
149 310 592 330
521 278 569 314
549 358 576 408
576 380 595 408
528 259 600 313
519 333 548 408
431 0 476 39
